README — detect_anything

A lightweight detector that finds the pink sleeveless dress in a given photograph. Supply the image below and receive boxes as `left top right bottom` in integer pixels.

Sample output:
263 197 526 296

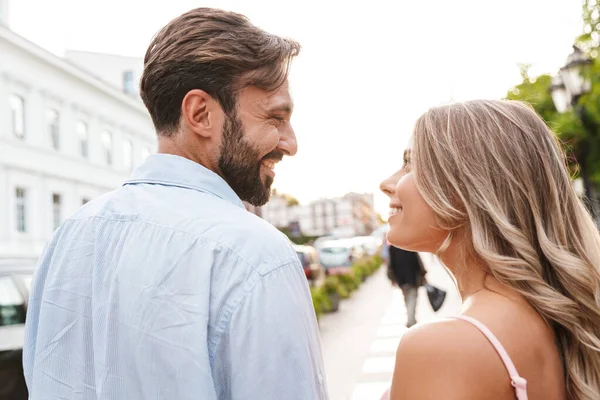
380 315 528 399
454 315 528 400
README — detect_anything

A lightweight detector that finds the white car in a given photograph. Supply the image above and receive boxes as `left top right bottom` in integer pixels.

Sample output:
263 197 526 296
0 261 35 352
0 260 35 399
317 239 365 274
351 236 382 256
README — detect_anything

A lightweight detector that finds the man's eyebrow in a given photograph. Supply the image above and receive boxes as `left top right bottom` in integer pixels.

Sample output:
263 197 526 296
265 102 294 115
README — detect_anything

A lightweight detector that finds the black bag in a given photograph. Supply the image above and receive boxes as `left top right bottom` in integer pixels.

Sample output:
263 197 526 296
424 283 446 312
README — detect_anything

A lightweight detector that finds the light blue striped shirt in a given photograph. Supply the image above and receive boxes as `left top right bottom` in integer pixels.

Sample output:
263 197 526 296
23 154 328 400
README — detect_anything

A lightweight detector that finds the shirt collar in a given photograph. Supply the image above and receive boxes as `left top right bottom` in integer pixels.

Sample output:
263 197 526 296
124 154 246 209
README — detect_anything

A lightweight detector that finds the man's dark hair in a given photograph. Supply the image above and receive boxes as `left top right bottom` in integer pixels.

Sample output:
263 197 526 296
140 8 301 136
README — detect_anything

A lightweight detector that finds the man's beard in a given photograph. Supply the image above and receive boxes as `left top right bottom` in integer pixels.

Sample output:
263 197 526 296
217 114 280 206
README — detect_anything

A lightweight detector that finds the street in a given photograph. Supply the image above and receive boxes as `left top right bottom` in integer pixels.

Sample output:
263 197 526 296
320 255 462 400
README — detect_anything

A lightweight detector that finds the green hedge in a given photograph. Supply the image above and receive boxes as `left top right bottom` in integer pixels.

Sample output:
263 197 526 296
310 254 383 319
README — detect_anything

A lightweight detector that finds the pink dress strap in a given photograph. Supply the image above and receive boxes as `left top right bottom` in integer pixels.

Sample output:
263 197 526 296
453 315 528 400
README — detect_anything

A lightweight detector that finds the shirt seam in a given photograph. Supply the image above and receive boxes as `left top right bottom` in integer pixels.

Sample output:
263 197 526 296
208 260 300 362
123 178 240 206
62 215 301 364
66 215 296 275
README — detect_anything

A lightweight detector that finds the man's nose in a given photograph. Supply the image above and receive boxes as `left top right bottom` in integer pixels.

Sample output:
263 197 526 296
278 125 297 156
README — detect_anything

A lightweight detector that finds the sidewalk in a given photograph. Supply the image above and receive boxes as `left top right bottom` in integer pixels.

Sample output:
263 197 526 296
320 254 461 400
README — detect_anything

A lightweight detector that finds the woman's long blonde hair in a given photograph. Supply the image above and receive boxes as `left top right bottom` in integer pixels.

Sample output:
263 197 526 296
412 100 600 399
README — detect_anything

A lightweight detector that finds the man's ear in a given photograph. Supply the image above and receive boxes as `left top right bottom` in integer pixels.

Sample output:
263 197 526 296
181 89 223 138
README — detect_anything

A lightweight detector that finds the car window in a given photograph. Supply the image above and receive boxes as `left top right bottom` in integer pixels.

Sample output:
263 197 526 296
320 247 348 254
0 276 27 326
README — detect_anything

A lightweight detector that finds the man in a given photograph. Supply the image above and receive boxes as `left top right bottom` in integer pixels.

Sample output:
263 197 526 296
23 8 327 400
386 244 426 328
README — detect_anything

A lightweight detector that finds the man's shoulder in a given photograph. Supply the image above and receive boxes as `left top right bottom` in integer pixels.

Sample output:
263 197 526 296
211 209 299 274
69 186 299 274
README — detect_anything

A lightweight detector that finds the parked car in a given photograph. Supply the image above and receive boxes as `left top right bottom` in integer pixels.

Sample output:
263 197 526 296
313 234 339 250
0 260 36 400
351 236 381 256
317 239 365 275
293 245 325 285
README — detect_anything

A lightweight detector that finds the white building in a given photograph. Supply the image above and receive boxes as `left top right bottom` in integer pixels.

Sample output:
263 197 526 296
0 22 156 261
260 192 379 238
259 191 290 228
65 50 144 97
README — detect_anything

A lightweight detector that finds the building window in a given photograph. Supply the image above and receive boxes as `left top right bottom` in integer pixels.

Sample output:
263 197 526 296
46 109 60 150
10 95 25 139
123 139 133 171
15 188 26 233
102 131 113 165
52 193 62 230
123 70 135 95
82 198 90 205
77 121 89 158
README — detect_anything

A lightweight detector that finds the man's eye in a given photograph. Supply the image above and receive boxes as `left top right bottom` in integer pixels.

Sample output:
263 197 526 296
271 116 287 126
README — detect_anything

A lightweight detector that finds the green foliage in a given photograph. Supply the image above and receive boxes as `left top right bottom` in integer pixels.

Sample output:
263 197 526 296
324 276 349 299
277 226 318 245
580 0 600 50
337 270 358 292
506 60 600 188
506 74 557 123
286 196 300 207
309 255 385 318
310 287 331 319
352 262 366 282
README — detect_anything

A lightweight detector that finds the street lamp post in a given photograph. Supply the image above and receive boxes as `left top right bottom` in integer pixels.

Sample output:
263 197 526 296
550 45 597 212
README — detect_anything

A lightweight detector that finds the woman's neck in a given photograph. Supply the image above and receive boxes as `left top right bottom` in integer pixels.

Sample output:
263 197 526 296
438 244 489 300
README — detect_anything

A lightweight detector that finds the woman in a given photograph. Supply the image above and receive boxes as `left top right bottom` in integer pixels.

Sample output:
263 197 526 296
379 100 600 399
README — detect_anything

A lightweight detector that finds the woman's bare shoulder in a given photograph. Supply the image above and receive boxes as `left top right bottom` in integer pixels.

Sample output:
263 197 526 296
390 318 513 400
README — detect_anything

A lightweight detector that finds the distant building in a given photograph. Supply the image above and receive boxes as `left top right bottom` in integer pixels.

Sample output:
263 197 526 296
65 51 144 97
259 192 378 237
0 22 156 261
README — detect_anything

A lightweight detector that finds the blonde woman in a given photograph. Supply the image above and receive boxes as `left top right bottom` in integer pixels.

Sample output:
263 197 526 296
379 100 600 400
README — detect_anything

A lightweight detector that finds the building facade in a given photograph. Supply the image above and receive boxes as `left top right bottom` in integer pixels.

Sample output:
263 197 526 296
0 24 156 261
65 50 144 97
259 192 379 238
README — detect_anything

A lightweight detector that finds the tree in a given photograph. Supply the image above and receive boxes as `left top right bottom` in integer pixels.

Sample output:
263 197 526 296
506 72 587 187
270 188 299 207
285 195 300 207
579 0 600 51
506 1 600 205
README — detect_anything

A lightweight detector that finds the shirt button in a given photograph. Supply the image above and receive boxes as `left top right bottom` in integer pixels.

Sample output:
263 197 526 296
318 373 324 384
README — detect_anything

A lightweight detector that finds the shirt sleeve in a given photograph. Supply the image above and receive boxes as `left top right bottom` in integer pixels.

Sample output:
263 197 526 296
211 261 329 400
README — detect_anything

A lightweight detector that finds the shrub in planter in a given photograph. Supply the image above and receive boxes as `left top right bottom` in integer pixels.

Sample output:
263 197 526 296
367 258 378 275
373 255 383 268
365 260 376 276
323 276 344 312
362 255 382 276
325 275 349 298
337 270 358 292
352 262 367 282
310 287 331 319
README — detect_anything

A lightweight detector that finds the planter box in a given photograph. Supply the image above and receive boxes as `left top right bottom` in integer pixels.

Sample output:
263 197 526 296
328 292 341 312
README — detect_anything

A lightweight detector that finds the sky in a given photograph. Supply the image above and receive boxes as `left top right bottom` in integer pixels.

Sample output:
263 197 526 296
7 0 584 217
